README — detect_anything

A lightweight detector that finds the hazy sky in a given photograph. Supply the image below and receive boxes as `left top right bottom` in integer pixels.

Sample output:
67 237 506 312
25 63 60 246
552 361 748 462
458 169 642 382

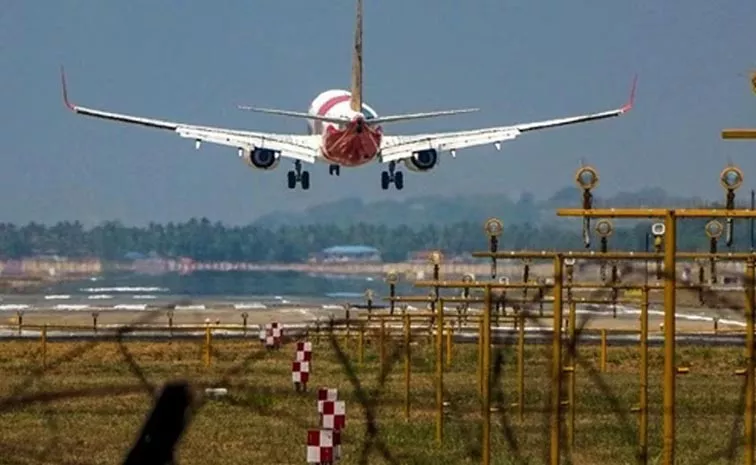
1 0 755 226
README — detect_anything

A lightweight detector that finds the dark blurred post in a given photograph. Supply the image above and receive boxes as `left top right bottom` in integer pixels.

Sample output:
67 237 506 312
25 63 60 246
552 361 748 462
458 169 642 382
595 219 613 283
462 273 475 324
429 251 442 319
385 271 398 315
166 311 174 337
364 288 374 321
704 220 724 285
241 312 248 336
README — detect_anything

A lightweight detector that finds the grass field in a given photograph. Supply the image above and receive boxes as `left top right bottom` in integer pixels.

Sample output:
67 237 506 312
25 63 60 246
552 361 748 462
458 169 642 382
0 334 752 465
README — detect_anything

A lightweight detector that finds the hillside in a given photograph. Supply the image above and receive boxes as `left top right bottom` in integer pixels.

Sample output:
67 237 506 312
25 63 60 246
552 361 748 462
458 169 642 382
252 186 713 228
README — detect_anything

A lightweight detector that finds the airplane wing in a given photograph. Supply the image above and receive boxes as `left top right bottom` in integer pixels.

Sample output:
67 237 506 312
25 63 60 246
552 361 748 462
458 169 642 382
378 76 637 164
60 69 321 164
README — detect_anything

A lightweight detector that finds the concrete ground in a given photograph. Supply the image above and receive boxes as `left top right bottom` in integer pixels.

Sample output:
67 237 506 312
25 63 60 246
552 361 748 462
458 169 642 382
0 304 744 334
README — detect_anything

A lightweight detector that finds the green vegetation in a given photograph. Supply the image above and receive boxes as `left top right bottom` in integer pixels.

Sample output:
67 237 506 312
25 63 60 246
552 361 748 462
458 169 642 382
1 189 752 262
0 338 751 464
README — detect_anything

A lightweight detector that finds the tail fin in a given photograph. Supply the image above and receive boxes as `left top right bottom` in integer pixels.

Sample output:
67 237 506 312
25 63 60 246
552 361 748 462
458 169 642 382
349 0 363 112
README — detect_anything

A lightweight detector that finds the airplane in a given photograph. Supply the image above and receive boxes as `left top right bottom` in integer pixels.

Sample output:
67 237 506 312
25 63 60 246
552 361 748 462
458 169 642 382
60 0 636 191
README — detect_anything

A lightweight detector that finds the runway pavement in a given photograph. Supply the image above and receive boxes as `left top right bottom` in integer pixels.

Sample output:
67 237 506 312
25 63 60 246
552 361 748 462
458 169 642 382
0 300 750 347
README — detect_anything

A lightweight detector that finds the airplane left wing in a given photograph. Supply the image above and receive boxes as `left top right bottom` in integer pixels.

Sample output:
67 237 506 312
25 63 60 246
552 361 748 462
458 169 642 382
61 68 321 164
379 76 637 164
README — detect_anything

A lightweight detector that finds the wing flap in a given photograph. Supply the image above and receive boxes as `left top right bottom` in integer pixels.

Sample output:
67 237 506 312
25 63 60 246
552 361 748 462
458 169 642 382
176 127 318 163
379 129 520 163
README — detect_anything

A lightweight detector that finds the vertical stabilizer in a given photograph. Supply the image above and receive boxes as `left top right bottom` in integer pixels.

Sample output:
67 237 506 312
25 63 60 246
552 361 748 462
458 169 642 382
349 0 363 112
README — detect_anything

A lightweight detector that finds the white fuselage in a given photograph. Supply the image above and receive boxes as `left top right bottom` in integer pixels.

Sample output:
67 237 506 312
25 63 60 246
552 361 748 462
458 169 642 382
306 89 378 136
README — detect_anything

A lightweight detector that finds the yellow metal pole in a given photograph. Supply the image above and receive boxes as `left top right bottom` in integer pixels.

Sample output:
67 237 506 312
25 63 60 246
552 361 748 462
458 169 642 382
358 327 364 365
518 314 525 422
567 301 576 451
662 209 677 465
404 312 411 421
478 318 484 397
482 285 492 465
745 258 755 465
380 318 386 368
639 286 649 465
41 324 47 369
600 329 607 372
550 255 564 465
204 324 211 367
446 324 453 368
436 300 445 445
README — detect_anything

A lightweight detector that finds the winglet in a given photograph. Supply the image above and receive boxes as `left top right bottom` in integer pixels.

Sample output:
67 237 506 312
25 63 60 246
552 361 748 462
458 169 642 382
60 65 75 111
620 74 638 112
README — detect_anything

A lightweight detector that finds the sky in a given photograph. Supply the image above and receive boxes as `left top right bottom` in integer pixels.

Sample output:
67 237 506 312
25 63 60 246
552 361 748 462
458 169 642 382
0 0 755 226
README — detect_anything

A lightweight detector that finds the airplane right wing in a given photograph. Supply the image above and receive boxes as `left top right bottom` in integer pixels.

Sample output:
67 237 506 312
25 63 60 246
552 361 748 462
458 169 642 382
378 76 637 163
60 68 321 164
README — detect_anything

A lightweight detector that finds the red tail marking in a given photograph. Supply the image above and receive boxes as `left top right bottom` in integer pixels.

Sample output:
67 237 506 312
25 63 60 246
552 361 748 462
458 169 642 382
60 66 75 111
621 74 638 112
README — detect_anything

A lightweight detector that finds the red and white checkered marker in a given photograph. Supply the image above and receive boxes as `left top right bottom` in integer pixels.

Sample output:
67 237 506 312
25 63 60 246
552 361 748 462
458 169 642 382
317 388 338 413
261 322 282 349
318 387 338 401
296 341 312 362
319 400 346 430
307 429 341 464
292 360 310 390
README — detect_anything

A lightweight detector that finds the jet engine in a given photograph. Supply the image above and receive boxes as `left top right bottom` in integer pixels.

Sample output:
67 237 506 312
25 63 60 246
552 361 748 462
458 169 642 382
241 148 281 170
403 149 438 172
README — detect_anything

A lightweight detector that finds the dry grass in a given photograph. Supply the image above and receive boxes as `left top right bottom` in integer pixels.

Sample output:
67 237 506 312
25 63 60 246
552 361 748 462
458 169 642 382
0 334 751 465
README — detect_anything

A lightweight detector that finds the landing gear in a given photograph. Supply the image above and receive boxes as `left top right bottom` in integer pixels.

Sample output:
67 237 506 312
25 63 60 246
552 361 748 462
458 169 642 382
381 162 404 190
328 164 341 176
287 161 310 190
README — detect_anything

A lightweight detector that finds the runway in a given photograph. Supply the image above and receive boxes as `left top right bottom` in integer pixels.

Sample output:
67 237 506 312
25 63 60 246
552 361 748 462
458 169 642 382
0 300 749 347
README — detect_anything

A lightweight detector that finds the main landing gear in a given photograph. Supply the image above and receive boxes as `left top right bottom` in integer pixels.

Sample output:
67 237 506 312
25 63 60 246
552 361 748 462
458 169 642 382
381 161 404 190
287 161 310 190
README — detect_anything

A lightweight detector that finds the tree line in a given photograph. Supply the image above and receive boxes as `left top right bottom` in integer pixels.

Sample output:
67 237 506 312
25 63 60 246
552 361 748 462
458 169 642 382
0 217 752 263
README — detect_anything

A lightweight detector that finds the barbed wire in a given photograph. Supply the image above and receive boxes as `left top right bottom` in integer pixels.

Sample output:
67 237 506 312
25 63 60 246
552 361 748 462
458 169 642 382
0 258 753 464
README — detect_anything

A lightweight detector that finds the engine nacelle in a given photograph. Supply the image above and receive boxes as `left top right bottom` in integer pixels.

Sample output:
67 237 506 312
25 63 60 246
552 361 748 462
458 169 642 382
404 149 439 172
241 148 281 170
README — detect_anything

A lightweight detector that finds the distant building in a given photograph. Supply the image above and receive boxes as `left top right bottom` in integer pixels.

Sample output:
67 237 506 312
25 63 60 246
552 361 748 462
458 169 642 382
407 250 471 263
310 245 382 263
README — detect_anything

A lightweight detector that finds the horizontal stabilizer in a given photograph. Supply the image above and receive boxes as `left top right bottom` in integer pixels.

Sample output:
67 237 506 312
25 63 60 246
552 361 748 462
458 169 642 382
367 108 479 125
237 105 350 125
722 129 756 139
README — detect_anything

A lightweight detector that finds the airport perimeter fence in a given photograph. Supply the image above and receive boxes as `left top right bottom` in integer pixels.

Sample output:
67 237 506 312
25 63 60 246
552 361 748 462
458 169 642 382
4 164 756 465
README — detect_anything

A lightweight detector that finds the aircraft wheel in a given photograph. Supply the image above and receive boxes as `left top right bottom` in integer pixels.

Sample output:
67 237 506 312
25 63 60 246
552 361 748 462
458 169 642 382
394 171 404 190
287 171 297 189
381 171 390 190
301 171 311 190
